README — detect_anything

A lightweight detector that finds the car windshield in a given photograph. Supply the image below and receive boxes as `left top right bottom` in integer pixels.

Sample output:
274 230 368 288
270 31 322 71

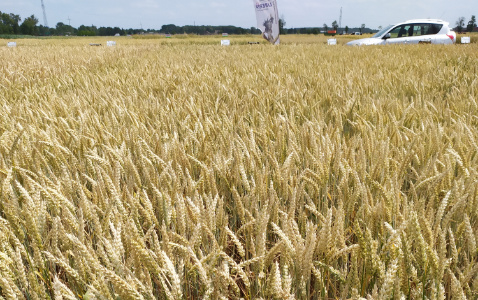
372 25 394 38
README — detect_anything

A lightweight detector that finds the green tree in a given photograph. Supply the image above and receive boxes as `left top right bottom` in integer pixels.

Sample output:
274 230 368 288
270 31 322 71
279 15 286 35
332 20 338 32
113 27 123 36
0 12 21 34
78 25 97 36
456 16 465 32
360 24 366 33
38 24 50 35
56 22 76 35
0 12 13 34
160 24 182 34
323 23 328 32
98 26 123 36
345 26 349 34
467 15 476 32
20 15 38 35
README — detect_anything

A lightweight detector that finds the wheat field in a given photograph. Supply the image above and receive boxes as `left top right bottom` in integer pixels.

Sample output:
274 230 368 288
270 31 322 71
0 35 477 299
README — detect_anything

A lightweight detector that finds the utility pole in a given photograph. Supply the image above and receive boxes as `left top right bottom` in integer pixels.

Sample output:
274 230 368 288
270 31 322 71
339 7 342 30
68 16 71 26
41 0 48 27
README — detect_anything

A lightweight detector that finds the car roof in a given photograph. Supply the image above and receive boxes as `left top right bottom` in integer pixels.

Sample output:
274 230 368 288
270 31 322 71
401 19 449 25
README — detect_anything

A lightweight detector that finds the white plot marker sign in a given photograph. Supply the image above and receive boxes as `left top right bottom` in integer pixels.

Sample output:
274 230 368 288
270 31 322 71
221 40 230 46
7 42 17 47
461 37 470 44
327 39 337 45
107 41 117 46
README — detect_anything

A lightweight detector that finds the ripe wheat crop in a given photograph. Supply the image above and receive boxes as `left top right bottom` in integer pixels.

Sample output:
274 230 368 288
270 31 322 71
0 35 477 299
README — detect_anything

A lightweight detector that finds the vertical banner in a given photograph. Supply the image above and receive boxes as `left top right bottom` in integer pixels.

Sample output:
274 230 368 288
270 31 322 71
253 0 280 45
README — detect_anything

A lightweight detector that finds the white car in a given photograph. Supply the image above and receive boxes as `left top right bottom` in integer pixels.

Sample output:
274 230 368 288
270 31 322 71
346 19 456 46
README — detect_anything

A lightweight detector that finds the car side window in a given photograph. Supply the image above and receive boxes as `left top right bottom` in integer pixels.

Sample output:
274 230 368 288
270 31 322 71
428 24 443 35
390 25 413 38
412 24 423 36
408 23 444 36
389 26 405 38
388 23 443 39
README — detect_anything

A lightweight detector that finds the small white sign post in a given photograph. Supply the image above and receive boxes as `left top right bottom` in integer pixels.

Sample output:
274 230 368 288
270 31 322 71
7 42 17 47
461 37 470 44
327 39 337 45
221 40 230 46
107 41 117 46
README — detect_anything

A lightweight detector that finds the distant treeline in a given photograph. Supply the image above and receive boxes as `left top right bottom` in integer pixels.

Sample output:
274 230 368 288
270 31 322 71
159 24 261 35
1 10 376 37
158 25 377 35
0 10 262 36
0 11 155 36
285 27 376 34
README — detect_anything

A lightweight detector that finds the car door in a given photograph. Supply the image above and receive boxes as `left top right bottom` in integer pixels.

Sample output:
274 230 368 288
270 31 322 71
406 24 428 44
385 25 412 44
424 23 446 44
406 23 436 44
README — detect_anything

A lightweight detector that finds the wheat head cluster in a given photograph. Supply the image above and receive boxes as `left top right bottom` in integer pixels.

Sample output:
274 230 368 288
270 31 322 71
0 36 477 299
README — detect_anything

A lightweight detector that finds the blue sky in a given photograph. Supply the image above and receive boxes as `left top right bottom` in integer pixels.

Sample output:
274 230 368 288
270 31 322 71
2 0 476 30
